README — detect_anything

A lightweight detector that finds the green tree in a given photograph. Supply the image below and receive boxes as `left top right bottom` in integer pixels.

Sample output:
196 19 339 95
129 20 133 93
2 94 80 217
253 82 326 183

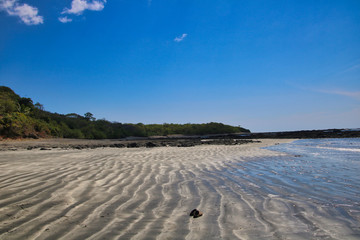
34 102 44 111
84 112 95 121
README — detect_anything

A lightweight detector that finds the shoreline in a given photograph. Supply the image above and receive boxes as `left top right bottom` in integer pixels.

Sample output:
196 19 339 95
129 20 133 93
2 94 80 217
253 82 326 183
1 126 359 151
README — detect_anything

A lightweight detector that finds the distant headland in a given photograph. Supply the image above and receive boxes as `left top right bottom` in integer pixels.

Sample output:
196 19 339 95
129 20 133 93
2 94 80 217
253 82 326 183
0 86 249 140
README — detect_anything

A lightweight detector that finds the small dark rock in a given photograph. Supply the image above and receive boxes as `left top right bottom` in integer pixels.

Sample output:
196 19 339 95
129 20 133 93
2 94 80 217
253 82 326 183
146 142 157 148
114 144 125 148
178 141 195 147
40 147 51 151
127 143 138 148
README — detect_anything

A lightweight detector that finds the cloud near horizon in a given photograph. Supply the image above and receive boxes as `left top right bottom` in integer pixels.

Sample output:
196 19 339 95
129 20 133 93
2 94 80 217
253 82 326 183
61 0 106 15
0 0 43 25
318 89 360 101
174 33 188 42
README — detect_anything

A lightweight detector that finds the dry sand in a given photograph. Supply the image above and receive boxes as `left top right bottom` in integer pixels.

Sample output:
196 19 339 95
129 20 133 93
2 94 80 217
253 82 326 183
0 139 357 239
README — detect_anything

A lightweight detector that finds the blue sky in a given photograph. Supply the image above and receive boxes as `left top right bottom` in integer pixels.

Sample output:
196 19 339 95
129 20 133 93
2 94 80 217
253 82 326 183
0 0 359 132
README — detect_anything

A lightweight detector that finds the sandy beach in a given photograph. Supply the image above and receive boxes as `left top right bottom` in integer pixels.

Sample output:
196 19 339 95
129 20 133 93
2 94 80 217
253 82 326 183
0 139 359 240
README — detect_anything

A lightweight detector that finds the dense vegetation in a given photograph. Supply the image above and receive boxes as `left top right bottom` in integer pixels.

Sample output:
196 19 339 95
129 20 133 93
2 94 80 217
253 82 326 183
0 86 250 139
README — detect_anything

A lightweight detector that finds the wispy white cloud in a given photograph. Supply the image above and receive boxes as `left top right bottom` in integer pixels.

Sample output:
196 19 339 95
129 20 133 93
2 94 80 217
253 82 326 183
289 82 360 101
62 0 106 15
343 63 360 73
58 16 72 23
0 0 43 25
318 89 360 100
174 33 188 42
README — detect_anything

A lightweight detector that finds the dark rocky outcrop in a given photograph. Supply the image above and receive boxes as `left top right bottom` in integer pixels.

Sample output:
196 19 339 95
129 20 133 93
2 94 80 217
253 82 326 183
232 129 360 139
1 128 358 151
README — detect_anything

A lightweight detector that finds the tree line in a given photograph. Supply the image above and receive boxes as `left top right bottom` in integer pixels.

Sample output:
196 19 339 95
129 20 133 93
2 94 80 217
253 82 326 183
0 86 250 139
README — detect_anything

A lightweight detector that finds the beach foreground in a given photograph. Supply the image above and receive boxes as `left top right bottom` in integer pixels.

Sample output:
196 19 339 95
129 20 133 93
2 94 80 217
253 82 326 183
0 139 358 240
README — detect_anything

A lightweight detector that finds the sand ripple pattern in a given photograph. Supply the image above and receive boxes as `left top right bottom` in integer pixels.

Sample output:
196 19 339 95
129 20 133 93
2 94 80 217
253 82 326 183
0 141 359 239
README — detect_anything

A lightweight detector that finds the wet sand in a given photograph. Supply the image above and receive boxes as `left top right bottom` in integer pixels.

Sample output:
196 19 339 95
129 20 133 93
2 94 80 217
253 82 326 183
0 139 358 239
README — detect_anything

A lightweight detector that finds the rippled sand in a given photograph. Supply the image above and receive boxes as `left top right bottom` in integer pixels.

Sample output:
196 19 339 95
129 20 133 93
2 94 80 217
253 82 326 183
0 139 358 240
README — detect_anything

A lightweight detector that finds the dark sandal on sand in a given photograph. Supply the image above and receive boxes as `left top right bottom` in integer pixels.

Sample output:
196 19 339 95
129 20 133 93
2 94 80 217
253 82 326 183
190 209 197 216
193 210 203 218
190 209 203 218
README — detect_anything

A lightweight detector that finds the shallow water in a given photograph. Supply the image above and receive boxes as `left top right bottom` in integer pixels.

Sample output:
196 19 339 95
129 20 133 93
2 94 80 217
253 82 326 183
225 138 360 239
264 138 360 207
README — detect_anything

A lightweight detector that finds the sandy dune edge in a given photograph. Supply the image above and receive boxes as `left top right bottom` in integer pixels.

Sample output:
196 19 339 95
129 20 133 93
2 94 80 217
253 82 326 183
0 139 356 239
